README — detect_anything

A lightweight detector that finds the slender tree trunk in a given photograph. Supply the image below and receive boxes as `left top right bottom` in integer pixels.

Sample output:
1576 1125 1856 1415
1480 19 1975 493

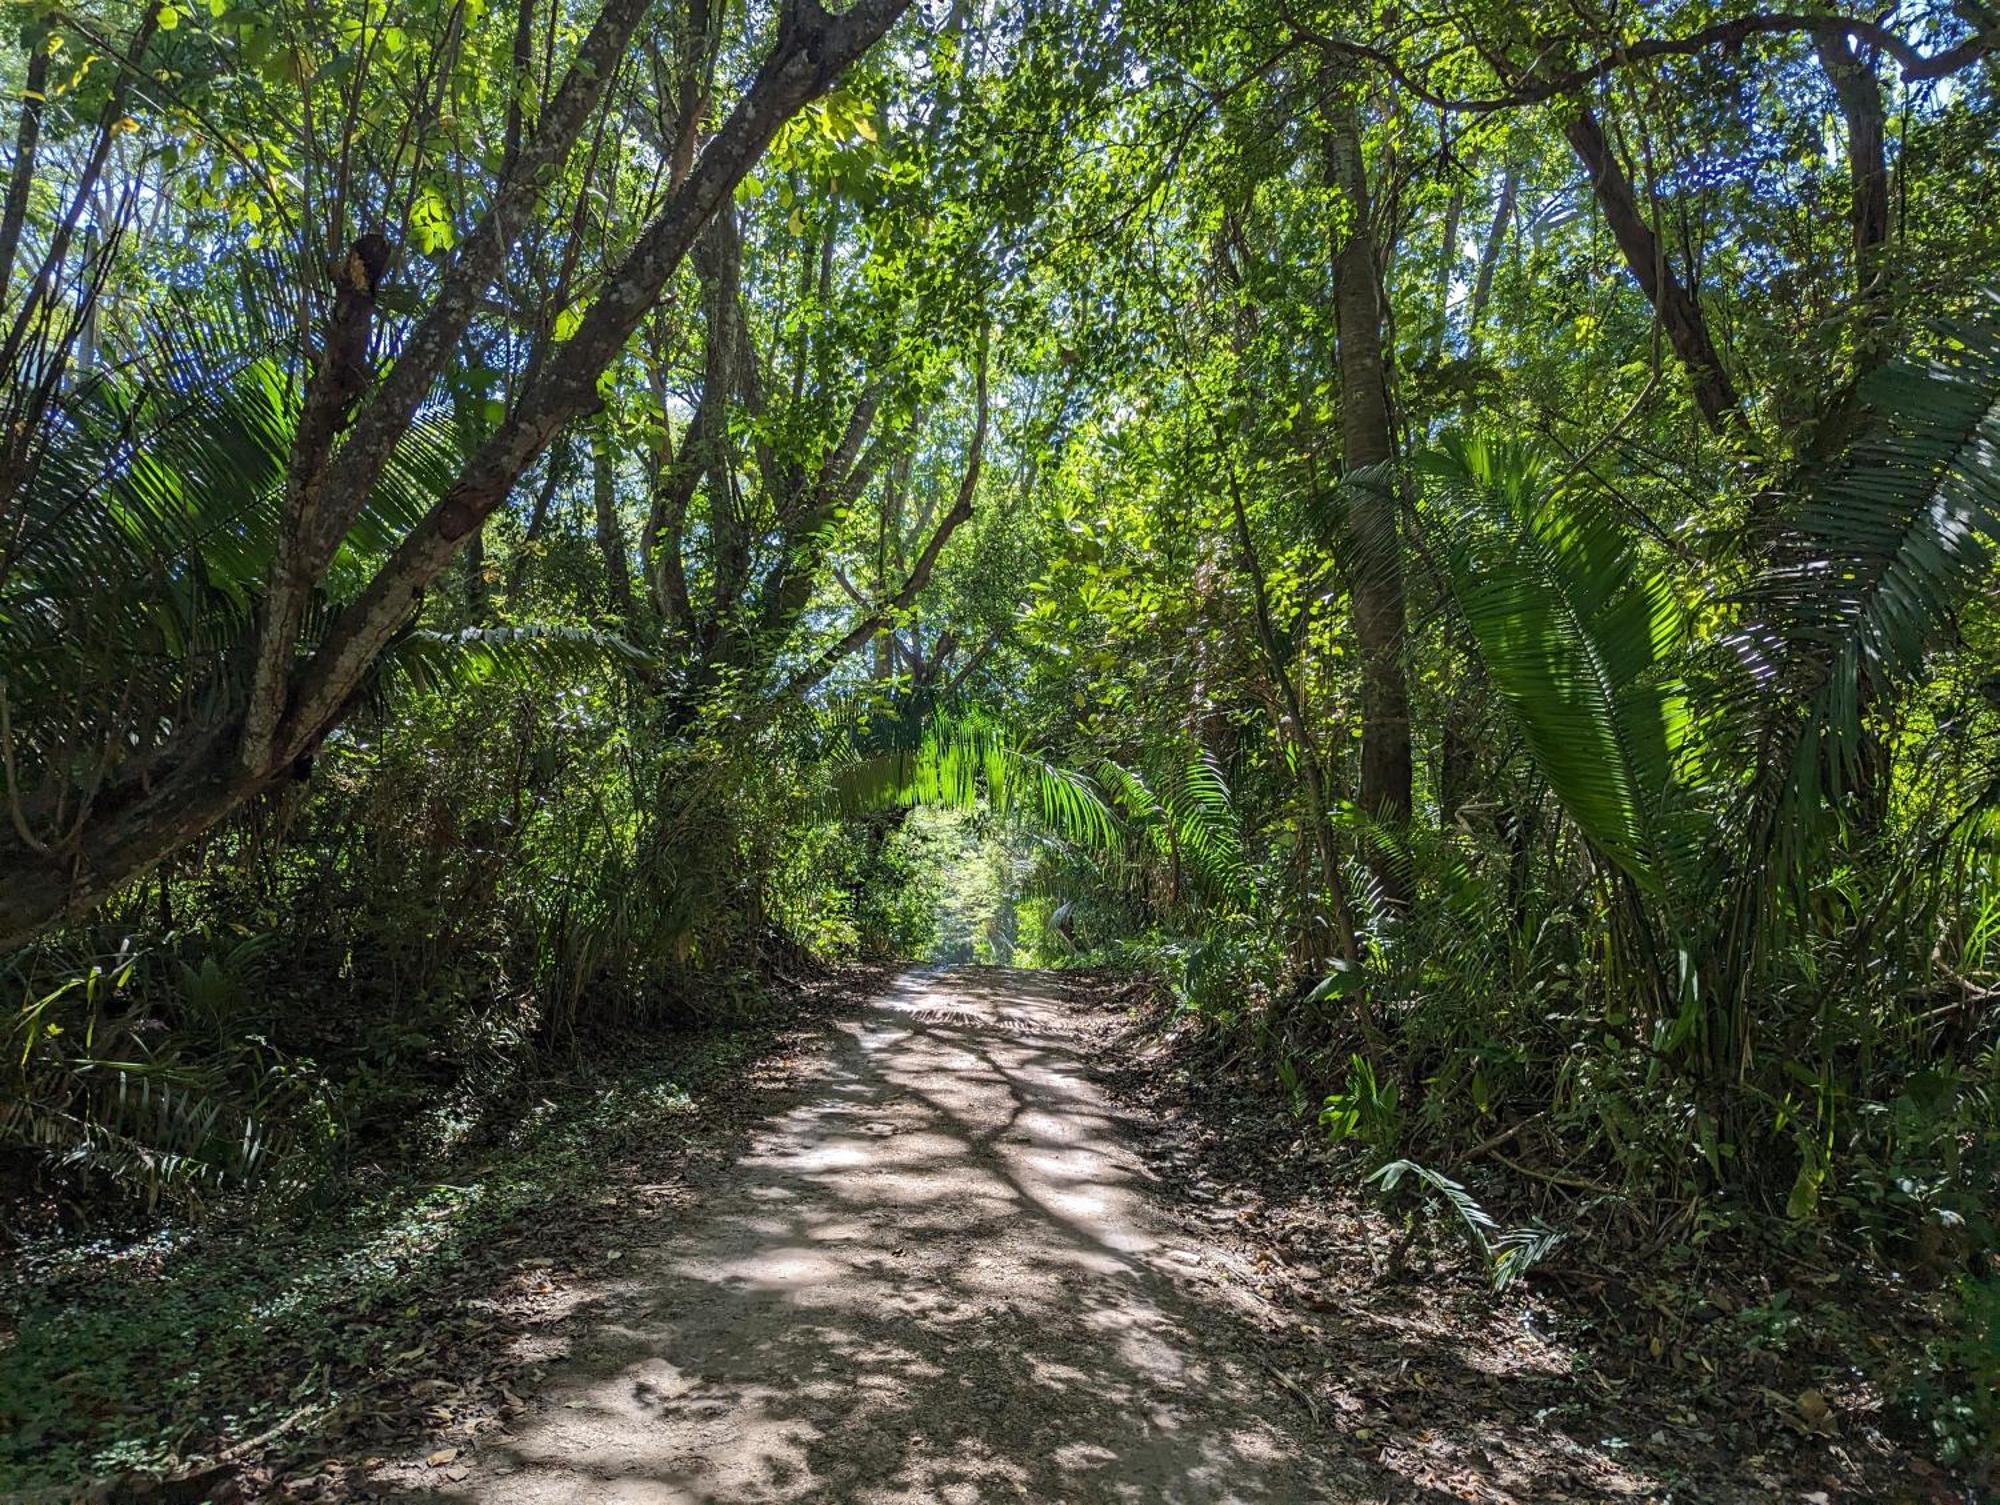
499 0 539 178
696 204 751 634
1228 468 1359 964
504 439 570 605
1564 105 1743 434
72 225 102 383
1466 164 1516 350
0 40 49 306
1324 81 1412 903
463 529 490 620
591 427 635 624
1439 718 1474 825
1432 176 1462 357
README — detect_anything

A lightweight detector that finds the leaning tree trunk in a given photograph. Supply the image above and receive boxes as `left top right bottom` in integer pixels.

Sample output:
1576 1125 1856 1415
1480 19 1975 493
1563 104 1743 435
1324 80 1413 905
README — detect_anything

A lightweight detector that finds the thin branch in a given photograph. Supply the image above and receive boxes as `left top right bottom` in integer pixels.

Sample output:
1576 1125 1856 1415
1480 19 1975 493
1282 10 1997 117
782 336 988 699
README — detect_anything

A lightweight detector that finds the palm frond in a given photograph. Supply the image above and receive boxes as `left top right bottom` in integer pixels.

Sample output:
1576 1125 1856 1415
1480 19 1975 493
1160 753 1248 894
1738 305 2000 874
381 624 656 697
826 713 1120 853
1425 433 1695 898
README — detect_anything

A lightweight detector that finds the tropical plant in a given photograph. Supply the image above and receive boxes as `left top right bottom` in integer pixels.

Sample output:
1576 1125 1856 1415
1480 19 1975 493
1424 312 2000 1091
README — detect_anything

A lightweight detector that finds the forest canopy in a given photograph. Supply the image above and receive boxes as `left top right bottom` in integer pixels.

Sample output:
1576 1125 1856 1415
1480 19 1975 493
2 0 1999 1489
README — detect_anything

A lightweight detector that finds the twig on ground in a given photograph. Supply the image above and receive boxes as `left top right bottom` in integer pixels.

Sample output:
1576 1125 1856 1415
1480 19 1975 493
1464 1112 1544 1160
1260 1358 1324 1429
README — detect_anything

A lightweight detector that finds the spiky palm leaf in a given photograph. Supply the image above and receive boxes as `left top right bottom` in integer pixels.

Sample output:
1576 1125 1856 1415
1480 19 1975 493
1161 753 1248 893
382 625 657 697
827 713 1120 854
1737 307 2000 876
1097 752 1250 908
1424 433 1696 899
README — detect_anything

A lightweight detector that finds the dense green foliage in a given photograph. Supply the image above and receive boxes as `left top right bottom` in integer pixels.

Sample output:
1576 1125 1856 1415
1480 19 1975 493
3 0 2000 1482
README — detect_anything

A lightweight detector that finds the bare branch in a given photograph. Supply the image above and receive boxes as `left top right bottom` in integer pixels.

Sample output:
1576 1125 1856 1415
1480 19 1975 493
782 338 987 699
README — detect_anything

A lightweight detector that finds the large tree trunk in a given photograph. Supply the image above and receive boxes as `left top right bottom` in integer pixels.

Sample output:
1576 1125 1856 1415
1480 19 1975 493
1563 105 1744 434
0 733 270 949
1325 82 1413 903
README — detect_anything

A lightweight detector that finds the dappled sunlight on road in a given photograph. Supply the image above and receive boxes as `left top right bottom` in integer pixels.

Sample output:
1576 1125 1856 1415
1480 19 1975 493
408 969 1377 1503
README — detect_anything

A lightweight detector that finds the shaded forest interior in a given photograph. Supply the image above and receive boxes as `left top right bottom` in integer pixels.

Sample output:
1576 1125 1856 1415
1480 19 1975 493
2 0 1999 1495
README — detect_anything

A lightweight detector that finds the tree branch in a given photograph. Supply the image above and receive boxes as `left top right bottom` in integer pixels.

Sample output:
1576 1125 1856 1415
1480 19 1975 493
1282 10 1997 117
781 337 986 699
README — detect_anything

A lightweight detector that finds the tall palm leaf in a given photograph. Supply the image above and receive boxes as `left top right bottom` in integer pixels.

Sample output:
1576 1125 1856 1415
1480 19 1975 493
1736 308 2000 878
1424 433 1695 901
380 625 656 698
827 712 1120 855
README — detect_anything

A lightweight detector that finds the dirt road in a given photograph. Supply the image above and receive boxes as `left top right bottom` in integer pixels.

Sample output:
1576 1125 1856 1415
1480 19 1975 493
420 968 1363 1503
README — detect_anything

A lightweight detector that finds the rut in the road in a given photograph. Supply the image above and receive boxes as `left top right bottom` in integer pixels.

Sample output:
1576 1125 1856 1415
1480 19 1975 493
417 968 1365 1504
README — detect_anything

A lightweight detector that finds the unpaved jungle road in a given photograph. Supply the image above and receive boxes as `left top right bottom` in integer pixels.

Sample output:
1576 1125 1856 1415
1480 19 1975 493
409 968 1368 1504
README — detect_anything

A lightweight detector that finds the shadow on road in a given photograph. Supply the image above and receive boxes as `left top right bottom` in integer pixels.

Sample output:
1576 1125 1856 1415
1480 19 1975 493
392 969 1462 1503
